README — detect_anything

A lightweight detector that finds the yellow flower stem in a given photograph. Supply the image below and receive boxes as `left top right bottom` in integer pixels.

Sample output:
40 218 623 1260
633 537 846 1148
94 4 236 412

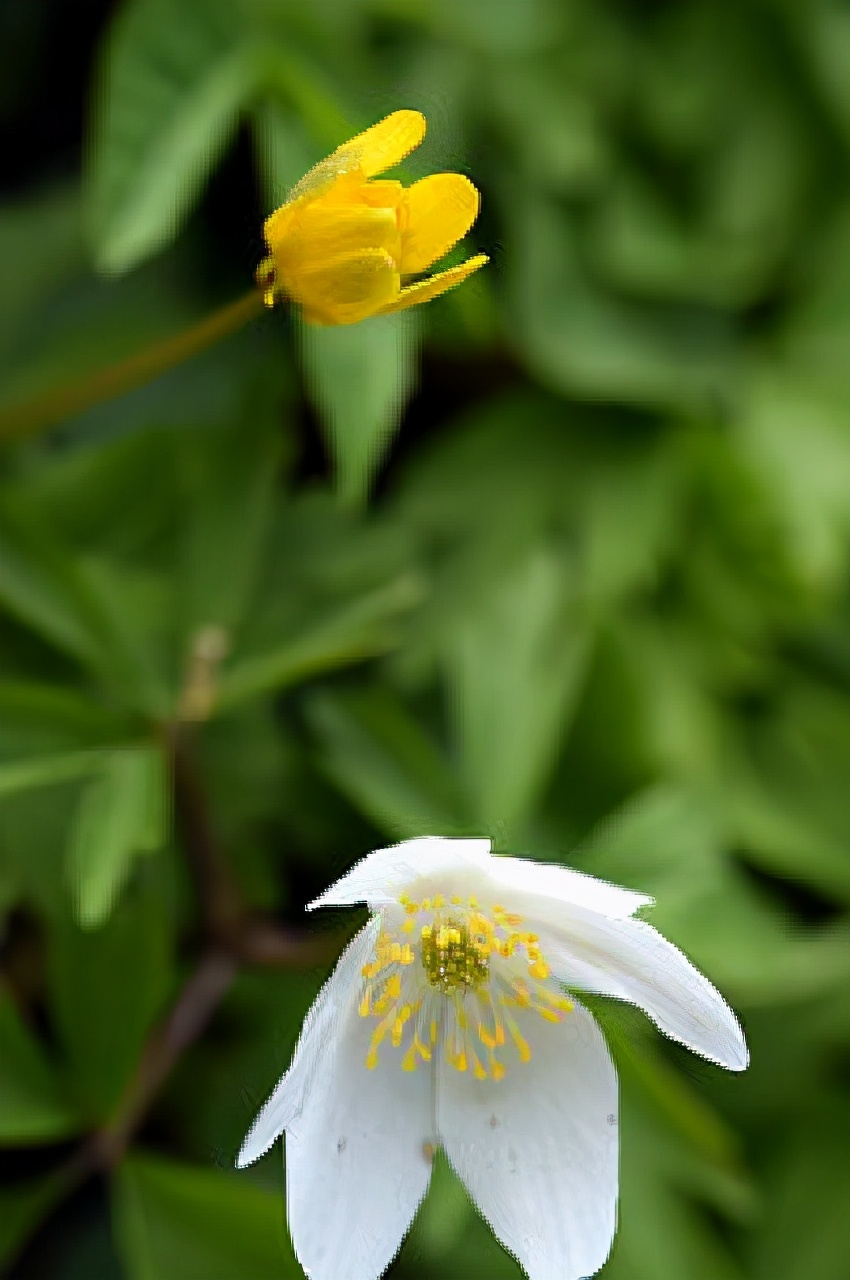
0 287 267 447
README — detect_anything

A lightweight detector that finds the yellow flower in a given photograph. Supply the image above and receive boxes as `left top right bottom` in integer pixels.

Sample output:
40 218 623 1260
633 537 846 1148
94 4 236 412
257 110 488 325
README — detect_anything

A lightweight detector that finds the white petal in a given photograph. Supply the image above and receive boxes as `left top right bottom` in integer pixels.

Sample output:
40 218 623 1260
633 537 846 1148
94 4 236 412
285 977 435 1280
237 918 380 1168
484 853 653 920
543 914 749 1071
307 836 492 911
438 1001 619 1280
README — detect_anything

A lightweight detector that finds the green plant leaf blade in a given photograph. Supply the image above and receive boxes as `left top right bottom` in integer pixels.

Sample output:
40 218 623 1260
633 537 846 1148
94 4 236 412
88 0 256 273
0 992 81 1143
113 1155 298 1280
67 745 169 929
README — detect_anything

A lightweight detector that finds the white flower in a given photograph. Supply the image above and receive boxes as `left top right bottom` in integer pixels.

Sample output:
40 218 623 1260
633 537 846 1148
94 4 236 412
238 837 747 1280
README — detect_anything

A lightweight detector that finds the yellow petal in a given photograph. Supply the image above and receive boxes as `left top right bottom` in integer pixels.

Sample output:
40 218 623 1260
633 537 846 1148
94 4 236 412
378 253 488 315
264 198 299 250
286 110 426 209
355 180 405 209
265 177 404 249
264 173 364 245
400 174 481 274
271 204 401 271
287 248 400 326
338 109 426 179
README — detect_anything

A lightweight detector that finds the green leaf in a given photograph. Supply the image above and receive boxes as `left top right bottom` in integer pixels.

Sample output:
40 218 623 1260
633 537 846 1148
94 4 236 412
504 190 733 410
393 392 570 543
729 770 850 904
113 1155 297 1280
577 783 850 1005
750 1102 850 1280
73 556 176 718
0 750 100 798
0 500 171 712
298 311 420 505
175 418 283 641
88 0 256 273
0 681 133 753
0 498 112 668
672 875 850 1008
579 435 684 604
0 186 86 374
67 745 169 929
806 6 850 145
252 100 327 211
252 64 350 209
0 1173 69 1267
0 774 81 919
445 544 590 833
215 573 423 713
575 784 724 905
306 686 465 837
626 1043 742 1170
0 990 80 1143
12 421 179 551
406 1151 473 1260
430 0 559 55
608 1122 746 1280
736 369 850 592
48 872 173 1121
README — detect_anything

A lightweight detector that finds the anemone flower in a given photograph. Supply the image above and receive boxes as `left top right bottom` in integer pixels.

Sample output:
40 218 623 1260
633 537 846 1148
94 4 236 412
238 837 747 1280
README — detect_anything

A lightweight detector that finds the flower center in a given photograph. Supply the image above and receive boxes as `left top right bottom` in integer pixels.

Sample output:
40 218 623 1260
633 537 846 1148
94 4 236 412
420 916 490 994
358 893 573 1080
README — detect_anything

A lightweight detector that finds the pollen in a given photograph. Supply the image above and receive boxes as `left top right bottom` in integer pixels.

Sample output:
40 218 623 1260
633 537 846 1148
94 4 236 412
420 917 490 994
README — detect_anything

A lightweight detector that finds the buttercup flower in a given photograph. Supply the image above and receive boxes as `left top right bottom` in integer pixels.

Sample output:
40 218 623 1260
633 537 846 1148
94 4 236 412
256 110 488 324
238 837 747 1280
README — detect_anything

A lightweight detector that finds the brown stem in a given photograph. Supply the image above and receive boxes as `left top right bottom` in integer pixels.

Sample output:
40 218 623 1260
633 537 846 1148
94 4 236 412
14 718 341 1268
166 721 343 967
232 917 342 969
93 949 237 1171
167 723 244 943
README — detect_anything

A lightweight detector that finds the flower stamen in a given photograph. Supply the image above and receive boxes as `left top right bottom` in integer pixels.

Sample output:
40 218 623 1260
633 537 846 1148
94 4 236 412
358 897 572 1077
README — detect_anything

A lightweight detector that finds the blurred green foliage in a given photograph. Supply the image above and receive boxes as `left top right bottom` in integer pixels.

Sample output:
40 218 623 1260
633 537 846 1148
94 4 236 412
1 0 850 1277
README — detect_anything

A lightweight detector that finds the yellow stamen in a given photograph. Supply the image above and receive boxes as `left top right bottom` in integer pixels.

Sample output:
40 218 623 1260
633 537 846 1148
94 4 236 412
507 1016 532 1063
414 1034 431 1062
478 1024 496 1050
359 886 571 1080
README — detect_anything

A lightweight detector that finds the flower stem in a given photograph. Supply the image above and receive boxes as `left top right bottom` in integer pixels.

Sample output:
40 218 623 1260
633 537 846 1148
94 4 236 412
92 948 238 1171
0 287 267 446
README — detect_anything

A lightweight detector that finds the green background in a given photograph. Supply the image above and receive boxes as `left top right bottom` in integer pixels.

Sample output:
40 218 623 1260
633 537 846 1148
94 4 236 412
1 0 849 1277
